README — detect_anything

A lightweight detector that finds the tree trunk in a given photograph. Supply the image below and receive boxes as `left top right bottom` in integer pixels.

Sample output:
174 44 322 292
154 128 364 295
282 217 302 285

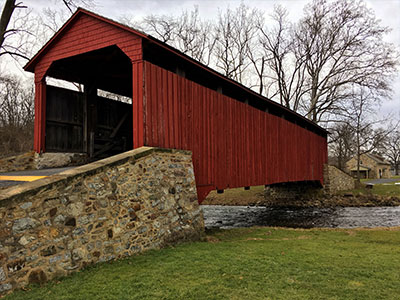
356 128 361 183
356 151 361 183
0 0 16 50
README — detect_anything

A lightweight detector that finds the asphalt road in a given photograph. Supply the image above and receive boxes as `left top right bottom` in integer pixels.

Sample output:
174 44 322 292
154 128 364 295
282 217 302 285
0 167 73 189
363 178 400 184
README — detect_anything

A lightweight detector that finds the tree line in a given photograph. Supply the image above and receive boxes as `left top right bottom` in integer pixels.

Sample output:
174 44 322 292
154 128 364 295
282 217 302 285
0 0 399 176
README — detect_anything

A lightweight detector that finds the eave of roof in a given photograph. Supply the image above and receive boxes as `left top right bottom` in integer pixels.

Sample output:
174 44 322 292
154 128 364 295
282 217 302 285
24 7 327 135
23 8 149 72
350 166 371 171
365 153 391 165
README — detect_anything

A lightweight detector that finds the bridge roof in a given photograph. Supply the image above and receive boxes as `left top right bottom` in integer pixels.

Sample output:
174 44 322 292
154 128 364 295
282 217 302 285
24 7 327 136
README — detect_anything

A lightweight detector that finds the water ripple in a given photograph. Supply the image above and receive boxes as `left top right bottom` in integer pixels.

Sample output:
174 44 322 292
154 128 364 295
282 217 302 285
201 205 400 229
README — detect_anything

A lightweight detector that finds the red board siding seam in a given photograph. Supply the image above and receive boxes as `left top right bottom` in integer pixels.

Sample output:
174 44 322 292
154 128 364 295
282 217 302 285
132 60 144 148
33 78 46 153
142 61 327 202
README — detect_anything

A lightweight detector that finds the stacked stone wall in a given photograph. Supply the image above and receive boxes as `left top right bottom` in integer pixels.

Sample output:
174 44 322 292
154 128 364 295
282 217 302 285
263 165 356 205
264 181 323 205
324 165 355 193
35 152 88 170
0 152 88 173
0 152 36 173
0 147 204 296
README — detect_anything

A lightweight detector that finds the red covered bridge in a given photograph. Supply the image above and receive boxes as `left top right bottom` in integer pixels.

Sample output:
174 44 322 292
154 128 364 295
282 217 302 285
24 8 328 203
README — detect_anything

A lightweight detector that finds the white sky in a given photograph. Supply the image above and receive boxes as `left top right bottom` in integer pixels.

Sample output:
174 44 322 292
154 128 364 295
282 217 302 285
2 0 400 120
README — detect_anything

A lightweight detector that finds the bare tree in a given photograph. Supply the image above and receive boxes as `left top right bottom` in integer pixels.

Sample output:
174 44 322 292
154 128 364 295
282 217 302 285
384 131 400 175
214 4 261 83
255 5 308 109
124 8 217 66
293 0 398 122
254 0 398 123
0 0 15 50
174 8 217 66
37 7 68 43
125 5 260 83
246 8 272 95
61 0 94 13
343 88 394 182
0 0 96 61
140 14 178 43
328 123 355 171
0 0 32 60
0 75 34 156
0 75 33 127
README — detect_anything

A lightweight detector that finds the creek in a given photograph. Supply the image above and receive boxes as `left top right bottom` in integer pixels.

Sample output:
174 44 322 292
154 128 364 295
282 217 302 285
201 205 400 229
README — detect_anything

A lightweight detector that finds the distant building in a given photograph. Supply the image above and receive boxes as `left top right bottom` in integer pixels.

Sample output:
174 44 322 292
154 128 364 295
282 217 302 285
346 153 391 179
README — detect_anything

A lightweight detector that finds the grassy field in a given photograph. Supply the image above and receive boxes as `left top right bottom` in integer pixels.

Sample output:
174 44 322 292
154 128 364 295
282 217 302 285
350 180 400 197
6 227 400 300
204 185 265 205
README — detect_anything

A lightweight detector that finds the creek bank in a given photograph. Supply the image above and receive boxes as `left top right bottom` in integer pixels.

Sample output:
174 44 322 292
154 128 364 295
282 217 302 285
204 192 400 208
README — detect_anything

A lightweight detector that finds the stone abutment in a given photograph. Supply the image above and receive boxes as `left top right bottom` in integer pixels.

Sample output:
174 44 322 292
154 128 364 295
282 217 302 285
0 147 204 295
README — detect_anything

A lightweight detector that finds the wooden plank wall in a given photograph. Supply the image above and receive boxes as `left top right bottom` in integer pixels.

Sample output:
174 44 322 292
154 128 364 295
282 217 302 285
32 12 143 152
45 86 84 152
143 61 328 202
33 13 142 81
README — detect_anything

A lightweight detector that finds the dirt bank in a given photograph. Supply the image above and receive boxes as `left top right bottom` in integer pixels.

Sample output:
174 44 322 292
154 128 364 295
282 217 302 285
203 189 400 207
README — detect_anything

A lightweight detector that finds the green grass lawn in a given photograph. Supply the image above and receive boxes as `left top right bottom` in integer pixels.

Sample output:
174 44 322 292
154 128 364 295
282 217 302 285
6 227 400 300
204 185 265 205
350 180 400 197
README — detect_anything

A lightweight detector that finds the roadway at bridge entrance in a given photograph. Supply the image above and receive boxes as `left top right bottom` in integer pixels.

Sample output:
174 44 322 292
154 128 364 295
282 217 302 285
0 167 73 189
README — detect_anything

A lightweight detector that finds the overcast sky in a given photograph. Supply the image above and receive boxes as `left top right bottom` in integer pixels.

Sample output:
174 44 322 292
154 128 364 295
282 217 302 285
3 0 400 120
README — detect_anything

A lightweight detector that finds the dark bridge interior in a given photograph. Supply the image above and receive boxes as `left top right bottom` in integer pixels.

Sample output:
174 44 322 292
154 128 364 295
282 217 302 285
44 46 133 158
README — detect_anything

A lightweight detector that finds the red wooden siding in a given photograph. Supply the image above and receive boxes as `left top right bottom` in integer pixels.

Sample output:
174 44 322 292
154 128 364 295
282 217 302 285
30 13 144 152
33 77 46 152
33 13 142 81
143 62 328 202
132 61 144 148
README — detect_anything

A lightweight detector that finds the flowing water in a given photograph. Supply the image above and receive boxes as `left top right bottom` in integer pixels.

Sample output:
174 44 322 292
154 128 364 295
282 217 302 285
201 205 400 229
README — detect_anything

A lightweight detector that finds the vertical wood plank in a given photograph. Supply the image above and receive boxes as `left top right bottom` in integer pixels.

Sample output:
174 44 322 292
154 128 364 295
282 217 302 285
142 62 327 202
34 78 46 153
132 60 144 148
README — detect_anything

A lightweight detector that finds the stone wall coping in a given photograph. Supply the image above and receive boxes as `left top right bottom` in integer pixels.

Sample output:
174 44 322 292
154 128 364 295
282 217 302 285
328 164 353 178
0 147 192 205
0 151 35 162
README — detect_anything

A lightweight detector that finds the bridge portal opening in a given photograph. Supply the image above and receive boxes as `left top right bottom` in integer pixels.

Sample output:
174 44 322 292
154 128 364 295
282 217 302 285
44 45 133 158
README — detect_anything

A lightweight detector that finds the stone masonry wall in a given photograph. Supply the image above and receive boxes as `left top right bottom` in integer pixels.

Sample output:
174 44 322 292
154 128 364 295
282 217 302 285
0 147 204 296
0 152 36 173
264 165 356 204
35 152 88 170
264 181 323 205
0 152 88 173
324 165 355 193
